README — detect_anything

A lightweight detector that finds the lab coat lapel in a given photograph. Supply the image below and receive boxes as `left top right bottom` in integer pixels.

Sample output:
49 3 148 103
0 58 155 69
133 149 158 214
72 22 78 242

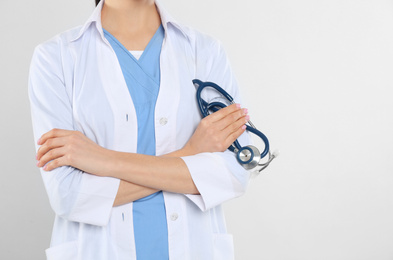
155 35 181 156
155 32 194 156
96 37 138 153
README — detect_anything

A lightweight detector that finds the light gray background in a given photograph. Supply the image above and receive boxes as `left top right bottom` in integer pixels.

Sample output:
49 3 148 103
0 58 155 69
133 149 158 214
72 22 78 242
1 0 393 259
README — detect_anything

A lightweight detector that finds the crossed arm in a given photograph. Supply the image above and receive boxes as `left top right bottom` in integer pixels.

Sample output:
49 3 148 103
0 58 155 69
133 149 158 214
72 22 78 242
35 104 249 206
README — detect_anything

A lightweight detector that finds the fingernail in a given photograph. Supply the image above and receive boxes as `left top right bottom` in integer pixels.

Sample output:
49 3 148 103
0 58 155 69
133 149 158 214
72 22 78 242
36 161 40 167
43 165 47 171
245 115 250 121
242 125 247 130
243 108 248 115
37 138 41 145
236 104 241 108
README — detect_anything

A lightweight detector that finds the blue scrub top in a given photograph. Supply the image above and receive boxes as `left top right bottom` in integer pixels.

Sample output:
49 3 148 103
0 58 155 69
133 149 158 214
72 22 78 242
104 25 169 260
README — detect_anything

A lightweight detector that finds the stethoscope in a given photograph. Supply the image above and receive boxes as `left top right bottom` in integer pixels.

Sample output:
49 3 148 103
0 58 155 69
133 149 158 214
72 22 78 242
193 79 277 172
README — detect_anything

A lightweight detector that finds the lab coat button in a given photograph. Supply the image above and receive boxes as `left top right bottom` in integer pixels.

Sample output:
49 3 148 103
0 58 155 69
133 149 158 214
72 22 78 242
159 117 168 126
170 213 178 221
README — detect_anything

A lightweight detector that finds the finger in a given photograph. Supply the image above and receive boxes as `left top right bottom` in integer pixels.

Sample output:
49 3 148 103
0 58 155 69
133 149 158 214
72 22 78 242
222 114 249 137
216 108 248 131
36 136 68 161
42 157 67 172
37 147 67 168
205 104 242 122
224 124 247 148
38 128 74 145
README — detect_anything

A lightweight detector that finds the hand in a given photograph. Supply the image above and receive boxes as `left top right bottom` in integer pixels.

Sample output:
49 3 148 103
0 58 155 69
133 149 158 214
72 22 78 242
182 104 249 155
36 129 110 174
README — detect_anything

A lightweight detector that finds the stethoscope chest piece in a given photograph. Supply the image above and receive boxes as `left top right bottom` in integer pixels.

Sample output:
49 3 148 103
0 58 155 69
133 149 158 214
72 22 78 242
237 145 261 170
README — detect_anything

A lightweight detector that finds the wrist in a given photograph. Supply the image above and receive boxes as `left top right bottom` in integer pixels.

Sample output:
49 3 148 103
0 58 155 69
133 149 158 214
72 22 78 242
162 145 196 158
177 142 200 157
99 148 119 178
181 144 196 157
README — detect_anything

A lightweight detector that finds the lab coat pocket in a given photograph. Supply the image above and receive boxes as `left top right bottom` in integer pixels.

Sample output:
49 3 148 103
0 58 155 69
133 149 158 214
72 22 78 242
213 233 235 260
45 240 78 260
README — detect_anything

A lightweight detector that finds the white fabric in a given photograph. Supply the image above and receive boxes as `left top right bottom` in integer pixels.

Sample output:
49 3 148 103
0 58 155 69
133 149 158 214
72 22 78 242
129 50 143 60
28 0 252 259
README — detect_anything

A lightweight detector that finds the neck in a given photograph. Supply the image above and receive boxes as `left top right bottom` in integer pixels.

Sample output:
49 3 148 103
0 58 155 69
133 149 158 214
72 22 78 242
101 0 161 34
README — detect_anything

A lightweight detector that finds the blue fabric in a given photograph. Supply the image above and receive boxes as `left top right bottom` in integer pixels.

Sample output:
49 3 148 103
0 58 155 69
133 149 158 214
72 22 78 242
104 26 169 260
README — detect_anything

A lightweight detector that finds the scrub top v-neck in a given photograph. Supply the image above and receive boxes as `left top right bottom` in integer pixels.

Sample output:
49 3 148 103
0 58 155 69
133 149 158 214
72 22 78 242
103 25 169 260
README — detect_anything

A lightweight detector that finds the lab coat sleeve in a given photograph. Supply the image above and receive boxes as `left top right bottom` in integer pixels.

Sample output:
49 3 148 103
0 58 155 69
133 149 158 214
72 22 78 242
182 37 253 211
28 39 120 226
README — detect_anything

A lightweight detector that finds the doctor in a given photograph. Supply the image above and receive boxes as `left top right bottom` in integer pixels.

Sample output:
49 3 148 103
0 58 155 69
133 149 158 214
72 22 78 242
29 0 252 259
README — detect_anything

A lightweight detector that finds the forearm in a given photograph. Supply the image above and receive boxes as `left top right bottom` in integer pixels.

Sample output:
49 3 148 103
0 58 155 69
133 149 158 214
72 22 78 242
113 180 159 207
106 148 199 195
112 147 199 206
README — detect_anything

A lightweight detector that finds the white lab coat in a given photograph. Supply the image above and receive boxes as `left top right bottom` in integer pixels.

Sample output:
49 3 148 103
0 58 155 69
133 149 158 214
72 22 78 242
28 1 252 259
